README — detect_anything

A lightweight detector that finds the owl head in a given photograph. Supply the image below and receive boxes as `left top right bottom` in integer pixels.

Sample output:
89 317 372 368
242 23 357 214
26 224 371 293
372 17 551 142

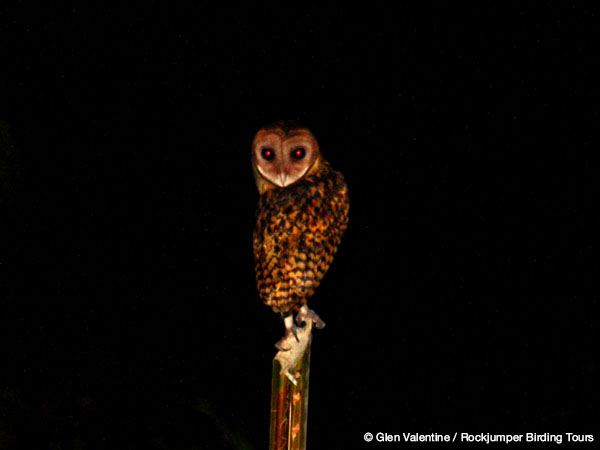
252 120 321 193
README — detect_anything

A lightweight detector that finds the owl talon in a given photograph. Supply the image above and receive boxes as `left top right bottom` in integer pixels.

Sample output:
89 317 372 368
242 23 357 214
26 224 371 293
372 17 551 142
296 305 326 329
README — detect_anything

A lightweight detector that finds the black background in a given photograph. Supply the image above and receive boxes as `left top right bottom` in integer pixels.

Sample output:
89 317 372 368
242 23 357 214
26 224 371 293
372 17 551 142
1 4 597 449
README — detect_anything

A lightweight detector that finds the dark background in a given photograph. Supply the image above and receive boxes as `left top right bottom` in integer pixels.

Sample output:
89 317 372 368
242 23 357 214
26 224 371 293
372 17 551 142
1 4 597 449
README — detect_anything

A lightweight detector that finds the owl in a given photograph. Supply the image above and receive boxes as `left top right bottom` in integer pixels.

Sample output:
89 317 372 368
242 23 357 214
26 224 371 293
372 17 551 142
252 121 349 350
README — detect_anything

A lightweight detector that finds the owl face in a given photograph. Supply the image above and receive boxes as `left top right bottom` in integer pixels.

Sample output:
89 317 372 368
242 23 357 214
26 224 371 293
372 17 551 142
252 126 320 189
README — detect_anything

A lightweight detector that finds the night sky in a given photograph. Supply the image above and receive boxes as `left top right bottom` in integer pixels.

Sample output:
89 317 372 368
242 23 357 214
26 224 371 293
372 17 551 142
1 4 597 449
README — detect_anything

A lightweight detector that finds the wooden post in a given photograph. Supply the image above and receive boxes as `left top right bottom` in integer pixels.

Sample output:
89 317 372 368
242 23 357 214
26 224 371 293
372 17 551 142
269 321 313 450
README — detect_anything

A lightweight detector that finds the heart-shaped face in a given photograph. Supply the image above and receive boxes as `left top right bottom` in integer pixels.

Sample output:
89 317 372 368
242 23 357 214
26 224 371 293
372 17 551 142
252 123 320 189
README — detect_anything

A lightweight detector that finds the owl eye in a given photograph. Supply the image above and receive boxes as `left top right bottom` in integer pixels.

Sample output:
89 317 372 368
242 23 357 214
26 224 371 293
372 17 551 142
291 147 306 160
261 147 275 161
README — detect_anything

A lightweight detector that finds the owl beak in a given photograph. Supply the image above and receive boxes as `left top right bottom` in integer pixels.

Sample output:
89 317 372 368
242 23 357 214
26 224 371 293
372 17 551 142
279 173 290 187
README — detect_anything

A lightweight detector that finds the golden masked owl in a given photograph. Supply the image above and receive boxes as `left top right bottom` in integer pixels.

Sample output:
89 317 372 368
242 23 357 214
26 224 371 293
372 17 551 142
252 121 349 349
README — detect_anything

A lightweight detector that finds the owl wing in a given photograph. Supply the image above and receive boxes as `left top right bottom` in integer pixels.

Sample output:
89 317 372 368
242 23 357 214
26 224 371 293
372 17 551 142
253 200 306 314
254 172 349 315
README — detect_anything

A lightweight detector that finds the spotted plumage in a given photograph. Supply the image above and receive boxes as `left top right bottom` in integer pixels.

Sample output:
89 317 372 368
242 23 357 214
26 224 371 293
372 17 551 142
252 122 349 328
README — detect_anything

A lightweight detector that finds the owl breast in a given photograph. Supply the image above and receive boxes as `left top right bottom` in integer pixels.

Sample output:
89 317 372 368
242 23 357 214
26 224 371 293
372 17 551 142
253 164 349 315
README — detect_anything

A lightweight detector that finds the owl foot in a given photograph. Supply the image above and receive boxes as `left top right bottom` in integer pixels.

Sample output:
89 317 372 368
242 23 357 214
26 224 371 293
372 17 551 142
274 306 325 351
275 315 301 351
295 305 326 329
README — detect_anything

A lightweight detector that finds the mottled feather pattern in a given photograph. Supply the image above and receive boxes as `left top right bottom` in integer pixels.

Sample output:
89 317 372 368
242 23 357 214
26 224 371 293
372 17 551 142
254 161 349 315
